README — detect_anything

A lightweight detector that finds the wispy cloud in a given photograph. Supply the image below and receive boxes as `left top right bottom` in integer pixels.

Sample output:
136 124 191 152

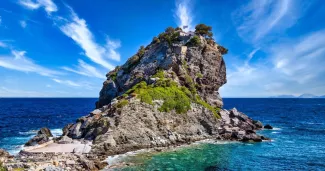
272 30 325 83
52 78 81 87
57 8 120 70
221 29 325 97
0 50 61 76
62 59 105 79
18 0 57 14
175 0 193 31
0 86 48 97
0 41 7 48
19 20 27 28
233 0 299 43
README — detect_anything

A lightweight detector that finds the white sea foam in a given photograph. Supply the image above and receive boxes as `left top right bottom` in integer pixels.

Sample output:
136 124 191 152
272 127 282 130
271 131 280 134
18 130 37 135
50 128 63 137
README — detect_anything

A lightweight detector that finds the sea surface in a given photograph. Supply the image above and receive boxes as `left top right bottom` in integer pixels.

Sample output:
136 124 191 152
0 98 325 170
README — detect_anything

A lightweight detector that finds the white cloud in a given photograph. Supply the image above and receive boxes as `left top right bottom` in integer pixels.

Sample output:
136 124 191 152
221 29 325 97
175 0 193 32
20 20 27 28
18 0 57 14
58 9 120 70
0 86 48 97
0 41 7 48
62 59 105 79
246 48 260 64
233 0 298 43
52 78 81 87
0 50 60 76
272 30 325 84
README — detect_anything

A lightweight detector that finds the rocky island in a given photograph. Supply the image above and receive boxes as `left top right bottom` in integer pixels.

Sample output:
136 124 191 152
0 24 271 171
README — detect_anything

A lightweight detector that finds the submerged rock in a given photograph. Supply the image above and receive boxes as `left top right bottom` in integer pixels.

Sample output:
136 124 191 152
264 124 273 129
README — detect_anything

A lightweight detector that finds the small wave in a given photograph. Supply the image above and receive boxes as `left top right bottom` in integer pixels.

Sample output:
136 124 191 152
7 145 24 155
272 127 282 130
18 130 37 135
271 131 280 134
304 122 324 125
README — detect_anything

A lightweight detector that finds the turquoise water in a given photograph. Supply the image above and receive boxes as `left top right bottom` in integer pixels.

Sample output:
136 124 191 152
119 98 325 170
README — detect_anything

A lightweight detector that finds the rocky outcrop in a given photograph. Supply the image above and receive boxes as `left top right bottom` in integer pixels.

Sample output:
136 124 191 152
218 108 269 142
4 26 271 171
0 149 10 163
25 128 53 146
264 124 273 129
97 30 226 108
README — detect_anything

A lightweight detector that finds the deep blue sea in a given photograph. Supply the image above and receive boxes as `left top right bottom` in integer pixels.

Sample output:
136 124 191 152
1 98 325 170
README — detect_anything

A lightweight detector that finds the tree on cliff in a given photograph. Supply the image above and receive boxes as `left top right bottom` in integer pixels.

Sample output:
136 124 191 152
195 24 213 38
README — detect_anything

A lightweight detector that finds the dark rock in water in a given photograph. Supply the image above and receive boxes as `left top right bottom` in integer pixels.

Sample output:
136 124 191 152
264 124 273 129
25 127 53 146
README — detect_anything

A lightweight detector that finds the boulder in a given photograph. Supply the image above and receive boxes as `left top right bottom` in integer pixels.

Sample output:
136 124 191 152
264 124 273 129
253 120 263 129
0 148 10 163
57 136 73 144
38 127 53 137
62 123 73 136
25 127 53 146
79 156 97 171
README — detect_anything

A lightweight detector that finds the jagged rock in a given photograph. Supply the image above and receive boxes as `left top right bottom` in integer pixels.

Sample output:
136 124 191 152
38 127 53 137
264 124 273 129
253 120 263 129
97 31 226 109
79 156 97 171
0 148 10 163
57 136 73 144
11 27 271 170
25 127 53 146
62 123 73 136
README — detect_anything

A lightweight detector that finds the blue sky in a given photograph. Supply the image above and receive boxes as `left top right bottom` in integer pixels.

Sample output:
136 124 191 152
0 0 325 97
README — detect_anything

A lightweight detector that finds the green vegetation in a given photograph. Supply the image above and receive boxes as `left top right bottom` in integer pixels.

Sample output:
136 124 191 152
175 27 182 31
152 36 160 44
0 163 6 171
217 45 228 55
196 73 203 78
158 27 181 46
152 69 165 79
124 46 147 72
186 35 201 46
125 77 221 118
195 95 221 119
138 46 146 57
195 24 213 38
116 99 129 108
126 80 191 114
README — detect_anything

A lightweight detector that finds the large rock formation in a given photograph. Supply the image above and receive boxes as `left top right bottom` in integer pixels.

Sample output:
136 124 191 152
62 27 268 156
97 30 226 109
2 26 270 170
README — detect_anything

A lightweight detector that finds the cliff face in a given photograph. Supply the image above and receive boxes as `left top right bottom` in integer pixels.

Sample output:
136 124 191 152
97 32 227 109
